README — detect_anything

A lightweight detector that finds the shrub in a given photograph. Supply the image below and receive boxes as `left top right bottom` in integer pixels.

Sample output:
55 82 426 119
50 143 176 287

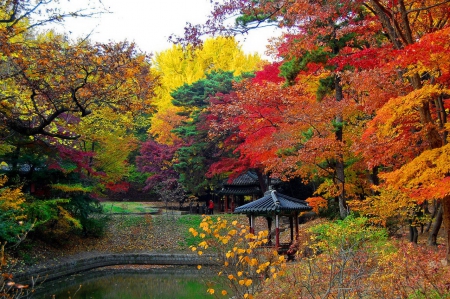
258 215 450 298
189 215 286 298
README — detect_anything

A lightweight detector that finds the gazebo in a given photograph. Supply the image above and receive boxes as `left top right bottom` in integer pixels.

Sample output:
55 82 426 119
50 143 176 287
217 171 262 212
234 190 312 249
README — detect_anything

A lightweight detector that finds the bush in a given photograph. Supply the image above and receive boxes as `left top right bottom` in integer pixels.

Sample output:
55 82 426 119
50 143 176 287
189 215 286 298
258 215 450 299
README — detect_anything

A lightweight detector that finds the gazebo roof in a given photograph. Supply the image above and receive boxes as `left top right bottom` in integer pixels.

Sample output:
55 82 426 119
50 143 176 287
223 171 259 187
234 190 312 215
217 186 261 196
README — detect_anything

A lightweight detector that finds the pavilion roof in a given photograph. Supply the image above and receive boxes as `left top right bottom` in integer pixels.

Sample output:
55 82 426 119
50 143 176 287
223 171 259 187
234 190 312 215
217 186 261 196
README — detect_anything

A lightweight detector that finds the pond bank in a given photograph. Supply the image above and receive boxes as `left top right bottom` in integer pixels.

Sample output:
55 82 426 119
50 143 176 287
14 252 218 285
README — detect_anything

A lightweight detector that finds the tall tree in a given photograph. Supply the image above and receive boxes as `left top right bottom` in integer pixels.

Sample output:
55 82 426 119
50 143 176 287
171 71 241 195
149 36 261 144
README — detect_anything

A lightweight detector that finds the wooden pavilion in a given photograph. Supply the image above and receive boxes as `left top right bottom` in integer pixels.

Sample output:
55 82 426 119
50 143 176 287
234 190 312 249
217 171 263 213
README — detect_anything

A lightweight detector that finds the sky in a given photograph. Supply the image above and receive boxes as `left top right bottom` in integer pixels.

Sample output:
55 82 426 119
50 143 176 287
47 0 280 59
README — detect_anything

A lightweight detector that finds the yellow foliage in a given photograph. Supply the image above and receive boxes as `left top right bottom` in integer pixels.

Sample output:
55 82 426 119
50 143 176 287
190 215 286 298
149 37 262 144
371 84 450 139
382 143 450 201
0 176 25 212
348 189 416 227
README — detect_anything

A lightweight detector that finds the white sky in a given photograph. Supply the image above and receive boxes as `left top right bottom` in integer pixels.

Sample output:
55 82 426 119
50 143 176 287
46 0 280 59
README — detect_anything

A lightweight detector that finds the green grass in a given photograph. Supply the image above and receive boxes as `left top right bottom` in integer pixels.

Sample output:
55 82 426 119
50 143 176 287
101 202 159 214
177 214 244 248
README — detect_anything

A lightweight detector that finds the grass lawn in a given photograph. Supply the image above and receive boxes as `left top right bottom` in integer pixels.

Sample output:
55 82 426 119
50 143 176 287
101 201 159 214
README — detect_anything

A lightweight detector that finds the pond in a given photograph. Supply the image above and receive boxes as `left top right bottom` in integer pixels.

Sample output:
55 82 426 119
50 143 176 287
33 266 219 299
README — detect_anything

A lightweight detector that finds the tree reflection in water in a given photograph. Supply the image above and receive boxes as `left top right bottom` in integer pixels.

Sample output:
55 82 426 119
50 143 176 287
35 266 217 299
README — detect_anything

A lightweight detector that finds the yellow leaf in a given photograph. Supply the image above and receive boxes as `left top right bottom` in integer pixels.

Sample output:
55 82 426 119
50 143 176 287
245 279 252 287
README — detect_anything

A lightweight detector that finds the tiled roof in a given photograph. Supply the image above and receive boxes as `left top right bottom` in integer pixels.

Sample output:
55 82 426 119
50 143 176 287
234 190 312 214
217 186 261 196
224 171 259 187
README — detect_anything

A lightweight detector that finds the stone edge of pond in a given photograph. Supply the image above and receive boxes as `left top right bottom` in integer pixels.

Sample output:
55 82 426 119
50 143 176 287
13 253 219 285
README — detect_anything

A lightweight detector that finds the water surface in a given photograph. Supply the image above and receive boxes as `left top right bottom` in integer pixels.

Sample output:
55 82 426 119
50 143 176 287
34 266 217 299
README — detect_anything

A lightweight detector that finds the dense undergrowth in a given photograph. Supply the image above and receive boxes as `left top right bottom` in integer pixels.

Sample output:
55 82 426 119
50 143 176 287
189 215 450 299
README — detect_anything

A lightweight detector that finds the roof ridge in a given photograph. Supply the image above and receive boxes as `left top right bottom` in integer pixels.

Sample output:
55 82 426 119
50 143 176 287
271 190 280 206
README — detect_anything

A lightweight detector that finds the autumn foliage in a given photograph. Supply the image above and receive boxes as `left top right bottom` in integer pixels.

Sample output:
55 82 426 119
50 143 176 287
189 216 287 298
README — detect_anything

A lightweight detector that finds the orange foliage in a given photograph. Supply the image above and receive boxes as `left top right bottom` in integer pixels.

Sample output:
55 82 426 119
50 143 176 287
305 197 327 214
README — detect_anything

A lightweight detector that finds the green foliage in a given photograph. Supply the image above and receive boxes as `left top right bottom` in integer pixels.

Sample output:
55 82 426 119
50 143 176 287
79 215 110 237
259 216 398 298
316 75 335 100
101 202 158 214
178 214 204 247
171 71 238 195
309 214 390 253
171 71 235 111
235 12 277 27
280 48 330 85
0 211 31 244
408 290 449 299
26 198 73 227
126 165 149 185
51 183 93 193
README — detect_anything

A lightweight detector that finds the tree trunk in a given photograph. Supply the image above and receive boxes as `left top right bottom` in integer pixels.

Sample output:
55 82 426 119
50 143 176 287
428 204 443 246
424 200 435 233
255 169 268 193
335 75 348 219
409 225 418 243
441 196 450 264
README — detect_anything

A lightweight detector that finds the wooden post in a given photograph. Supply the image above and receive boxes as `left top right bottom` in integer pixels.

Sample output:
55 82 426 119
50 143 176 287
290 216 294 243
267 217 272 246
225 196 228 213
275 214 280 249
250 215 255 234
295 212 299 240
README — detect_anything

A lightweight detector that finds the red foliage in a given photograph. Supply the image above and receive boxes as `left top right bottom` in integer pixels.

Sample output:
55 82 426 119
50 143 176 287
251 62 284 84
105 181 131 193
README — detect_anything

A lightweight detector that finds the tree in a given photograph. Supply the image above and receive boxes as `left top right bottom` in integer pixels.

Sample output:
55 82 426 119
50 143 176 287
178 1 450 247
149 37 261 144
171 71 242 195
0 0 159 241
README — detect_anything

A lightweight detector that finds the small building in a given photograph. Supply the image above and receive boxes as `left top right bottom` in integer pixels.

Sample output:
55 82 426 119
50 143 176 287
216 170 279 212
234 190 312 250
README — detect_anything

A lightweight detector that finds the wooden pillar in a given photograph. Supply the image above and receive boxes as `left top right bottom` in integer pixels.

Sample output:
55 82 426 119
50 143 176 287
250 215 255 234
225 196 228 213
290 215 294 243
267 217 272 245
275 214 280 249
295 212 299 240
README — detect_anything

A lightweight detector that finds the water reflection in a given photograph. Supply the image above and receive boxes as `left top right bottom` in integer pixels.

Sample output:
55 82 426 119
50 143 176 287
34 266 216 299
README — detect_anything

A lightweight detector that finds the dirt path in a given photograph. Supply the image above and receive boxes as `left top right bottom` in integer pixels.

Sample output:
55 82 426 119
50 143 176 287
11 213 197 276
